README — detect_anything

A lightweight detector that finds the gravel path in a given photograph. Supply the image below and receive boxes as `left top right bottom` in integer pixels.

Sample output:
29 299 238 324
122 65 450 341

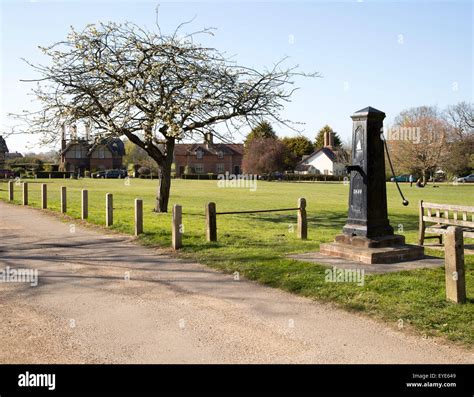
0 201 472 363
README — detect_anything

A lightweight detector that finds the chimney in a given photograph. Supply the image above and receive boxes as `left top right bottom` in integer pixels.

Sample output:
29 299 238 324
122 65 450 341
61 125 67 151
204 132 213 146
85 121 91 142
324 131 334 149
69 124 78 141
328 132 334 148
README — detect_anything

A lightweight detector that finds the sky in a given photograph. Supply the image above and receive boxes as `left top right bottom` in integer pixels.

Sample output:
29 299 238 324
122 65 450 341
0 0 472 153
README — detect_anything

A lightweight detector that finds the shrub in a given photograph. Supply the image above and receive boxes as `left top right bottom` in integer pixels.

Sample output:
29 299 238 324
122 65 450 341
138 166 150 176
35 171 74 178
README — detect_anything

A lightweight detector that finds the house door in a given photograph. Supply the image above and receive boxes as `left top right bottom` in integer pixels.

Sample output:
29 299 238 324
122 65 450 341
234 165 240 174
179 166 185 176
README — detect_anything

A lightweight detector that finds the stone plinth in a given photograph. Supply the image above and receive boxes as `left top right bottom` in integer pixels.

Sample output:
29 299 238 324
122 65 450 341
334 233 405 248
320 238 424 264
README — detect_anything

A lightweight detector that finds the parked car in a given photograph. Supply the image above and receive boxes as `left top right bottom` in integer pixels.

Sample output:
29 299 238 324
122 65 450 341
91 169 128 179
455 174 474 183
0 169 18 178
429 175 446 182
390 174 411 182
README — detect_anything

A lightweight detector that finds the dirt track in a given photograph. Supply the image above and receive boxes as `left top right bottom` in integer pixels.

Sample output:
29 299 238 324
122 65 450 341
0 201 472 363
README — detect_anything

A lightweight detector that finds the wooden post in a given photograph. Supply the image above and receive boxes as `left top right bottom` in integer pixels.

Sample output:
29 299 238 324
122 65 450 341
206 202 217 242
297 197 307 240
135 199 143 236
444 226 466 304
81 189 88 219
41 184 47 209
22 182 28 205
8 180 14 201
60 186 67 213
172 204 182 249
106 193 113 227
418 200 425 246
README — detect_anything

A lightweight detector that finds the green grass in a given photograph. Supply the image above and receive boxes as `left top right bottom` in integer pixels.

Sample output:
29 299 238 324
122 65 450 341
1 178 473 346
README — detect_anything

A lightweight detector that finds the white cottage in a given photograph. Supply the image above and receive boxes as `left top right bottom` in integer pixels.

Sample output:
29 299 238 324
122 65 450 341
295 131 346 175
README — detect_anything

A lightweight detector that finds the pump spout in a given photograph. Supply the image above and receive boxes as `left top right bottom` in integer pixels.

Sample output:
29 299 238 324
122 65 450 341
345 165 367 184
346 165 363 174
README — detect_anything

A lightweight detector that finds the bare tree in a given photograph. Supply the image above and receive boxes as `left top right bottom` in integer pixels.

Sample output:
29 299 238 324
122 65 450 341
444 101 474 139
442 102 474 176
388 106 450 185
13 20 317 212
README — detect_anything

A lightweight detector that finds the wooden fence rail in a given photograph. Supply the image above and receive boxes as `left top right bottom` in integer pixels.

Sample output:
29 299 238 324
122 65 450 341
216 207 300 215
206 198 307 242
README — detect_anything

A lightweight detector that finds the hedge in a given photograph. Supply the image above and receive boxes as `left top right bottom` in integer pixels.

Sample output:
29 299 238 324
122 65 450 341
35 171 74 179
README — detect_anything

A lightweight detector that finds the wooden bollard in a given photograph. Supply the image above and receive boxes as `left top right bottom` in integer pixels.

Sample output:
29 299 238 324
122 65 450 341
8 180 14 201
206 202 217 242
172 204 182 249
22 183 28 205
41 184 47 209
445 226 466 304
135 199 143 236
60 186 67 213
297 197 307 240
106 193 113 227
81 189 88 219
418 200 425 245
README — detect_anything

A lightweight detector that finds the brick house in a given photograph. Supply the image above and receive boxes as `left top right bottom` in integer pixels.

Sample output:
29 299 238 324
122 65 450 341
174 133 243 177
0 135 22 165
59 129 125 174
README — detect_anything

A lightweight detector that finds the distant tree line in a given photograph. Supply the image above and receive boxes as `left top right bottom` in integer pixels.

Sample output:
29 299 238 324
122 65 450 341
2 151 59 176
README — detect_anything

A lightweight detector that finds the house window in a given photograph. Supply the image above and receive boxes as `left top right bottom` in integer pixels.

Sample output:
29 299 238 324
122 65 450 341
216 163 225 173
194 164 204 173
196 149 203 159
75 147 82 159
217 151 223 159
98 147 105 159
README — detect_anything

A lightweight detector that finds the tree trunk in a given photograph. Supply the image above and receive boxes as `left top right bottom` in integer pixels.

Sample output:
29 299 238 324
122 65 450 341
155 161 172 212
154 138 175 213
421 169 427 187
